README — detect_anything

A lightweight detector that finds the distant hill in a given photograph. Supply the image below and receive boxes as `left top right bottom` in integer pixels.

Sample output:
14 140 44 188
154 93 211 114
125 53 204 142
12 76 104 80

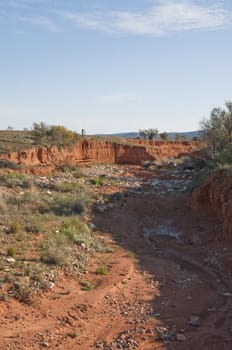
95 131 201 140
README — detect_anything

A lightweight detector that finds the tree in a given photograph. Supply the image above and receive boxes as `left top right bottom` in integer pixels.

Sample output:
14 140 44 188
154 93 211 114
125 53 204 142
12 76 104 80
139 129 148 139
147 128 158 140
31 122 80 146
200 102 232 153
160 132 168 140
139 128 159 140
31 122 50 144
48 125 79 145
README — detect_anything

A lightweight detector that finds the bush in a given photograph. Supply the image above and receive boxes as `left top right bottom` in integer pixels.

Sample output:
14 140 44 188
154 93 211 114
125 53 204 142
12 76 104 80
12 279 35 304
79 280 94 291
52 181 83 193
51 193 90 216
7 246 16 257
217 144 232 165
61 217 92 246
40 233 71 266
90 177 103 186
31 122 80 146
48 125 80 146
9 221 21 234
95 265 109 275
1 173 32 189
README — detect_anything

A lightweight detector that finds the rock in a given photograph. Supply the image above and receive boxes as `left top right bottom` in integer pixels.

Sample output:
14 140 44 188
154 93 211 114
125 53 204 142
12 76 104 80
41 281 55 290
176 333 186 341
151 179 161 187
41 342 50 347
222 292 232 297
5 257 16 263
188 315 200 327
89 222 97 230
96 205 107 213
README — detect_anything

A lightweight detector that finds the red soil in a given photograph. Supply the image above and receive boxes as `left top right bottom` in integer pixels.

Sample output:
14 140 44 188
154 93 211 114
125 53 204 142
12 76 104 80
193 168 232 236
0 164 231 350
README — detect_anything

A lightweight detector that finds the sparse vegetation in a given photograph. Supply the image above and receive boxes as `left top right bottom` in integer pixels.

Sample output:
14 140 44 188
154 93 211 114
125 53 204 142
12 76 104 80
160 132 168 140
201 101 232 155
79 280 94 291
51 192 90 216
90 177 104 186
0 164 110 303
31 122 80 146
0 173 32 189
7 247 16 257
139 128 159 140
95 265 109 275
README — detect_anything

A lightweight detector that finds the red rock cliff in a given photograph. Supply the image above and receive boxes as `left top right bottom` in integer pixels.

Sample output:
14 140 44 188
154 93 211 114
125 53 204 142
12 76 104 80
193 169 232 235
0 140 204 168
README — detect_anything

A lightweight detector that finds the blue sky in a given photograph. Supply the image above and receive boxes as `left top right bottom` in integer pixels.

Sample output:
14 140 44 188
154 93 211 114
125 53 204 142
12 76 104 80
0 0 232 134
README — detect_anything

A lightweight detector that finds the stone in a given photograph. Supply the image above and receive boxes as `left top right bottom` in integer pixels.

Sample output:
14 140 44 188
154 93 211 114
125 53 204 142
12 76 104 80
176 333 186 341
5 257 16 263
188 315 200 327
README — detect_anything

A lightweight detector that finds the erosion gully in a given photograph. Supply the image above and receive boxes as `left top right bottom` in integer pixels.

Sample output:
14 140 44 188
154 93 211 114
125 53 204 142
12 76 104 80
1 163 232 350
93 164 232 350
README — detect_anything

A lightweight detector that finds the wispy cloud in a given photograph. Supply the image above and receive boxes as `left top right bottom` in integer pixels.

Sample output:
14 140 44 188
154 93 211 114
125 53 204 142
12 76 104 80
18 16 62 32
96 93 143 103
1 0 231 35
60 1 232 36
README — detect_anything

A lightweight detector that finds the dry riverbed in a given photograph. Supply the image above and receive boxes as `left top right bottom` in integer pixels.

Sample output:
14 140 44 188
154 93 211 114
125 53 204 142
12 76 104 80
0 163 231 349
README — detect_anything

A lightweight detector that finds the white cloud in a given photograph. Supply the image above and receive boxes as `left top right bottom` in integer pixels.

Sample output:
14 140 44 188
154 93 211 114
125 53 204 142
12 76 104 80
96 93 143 103
1 0 231 35
60 1 232 36
18 16 62 32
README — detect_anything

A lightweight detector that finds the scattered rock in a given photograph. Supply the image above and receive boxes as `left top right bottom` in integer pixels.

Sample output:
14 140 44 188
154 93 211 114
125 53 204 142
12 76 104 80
5 257 16 263
188 315 200 327
176 333 186 341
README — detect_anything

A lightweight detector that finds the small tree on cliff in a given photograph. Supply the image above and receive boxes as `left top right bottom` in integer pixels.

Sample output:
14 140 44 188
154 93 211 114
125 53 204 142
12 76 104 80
32 122 50 144
32 122 80 146
200 101 232 153
139 128 158 140
48 125 79 146
160 132 168 140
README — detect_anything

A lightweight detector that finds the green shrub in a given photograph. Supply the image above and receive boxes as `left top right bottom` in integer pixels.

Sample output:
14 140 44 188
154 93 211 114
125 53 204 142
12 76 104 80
31 122 80 146
1 173 32 189
217 144 232 165
52 181 83 193
90 177 103 186
12 279 35 304
9 221 21 234
79 280 94 291
51 193 89 216
40 233 71 266
95 265 109 275
7 246 16 257
61 217 92 246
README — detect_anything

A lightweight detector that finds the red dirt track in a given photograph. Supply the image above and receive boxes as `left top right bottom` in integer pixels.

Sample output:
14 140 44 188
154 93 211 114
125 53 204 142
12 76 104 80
0 164 232 350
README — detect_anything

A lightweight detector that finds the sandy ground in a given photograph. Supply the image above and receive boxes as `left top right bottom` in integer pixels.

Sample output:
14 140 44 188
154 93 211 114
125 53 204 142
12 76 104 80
0 165 232 350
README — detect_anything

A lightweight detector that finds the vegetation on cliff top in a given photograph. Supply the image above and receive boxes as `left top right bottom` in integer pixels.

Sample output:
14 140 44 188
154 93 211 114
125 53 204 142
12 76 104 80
200 101 232 167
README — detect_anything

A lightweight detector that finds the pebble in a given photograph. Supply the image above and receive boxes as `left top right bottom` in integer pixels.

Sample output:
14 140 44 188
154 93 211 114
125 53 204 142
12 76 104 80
176 333 186 341
188 315 200 327
5 257 16 263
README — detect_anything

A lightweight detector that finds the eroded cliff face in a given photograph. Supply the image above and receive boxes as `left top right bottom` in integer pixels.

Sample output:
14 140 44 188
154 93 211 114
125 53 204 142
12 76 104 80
0 139 204 170
193 169 232 236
